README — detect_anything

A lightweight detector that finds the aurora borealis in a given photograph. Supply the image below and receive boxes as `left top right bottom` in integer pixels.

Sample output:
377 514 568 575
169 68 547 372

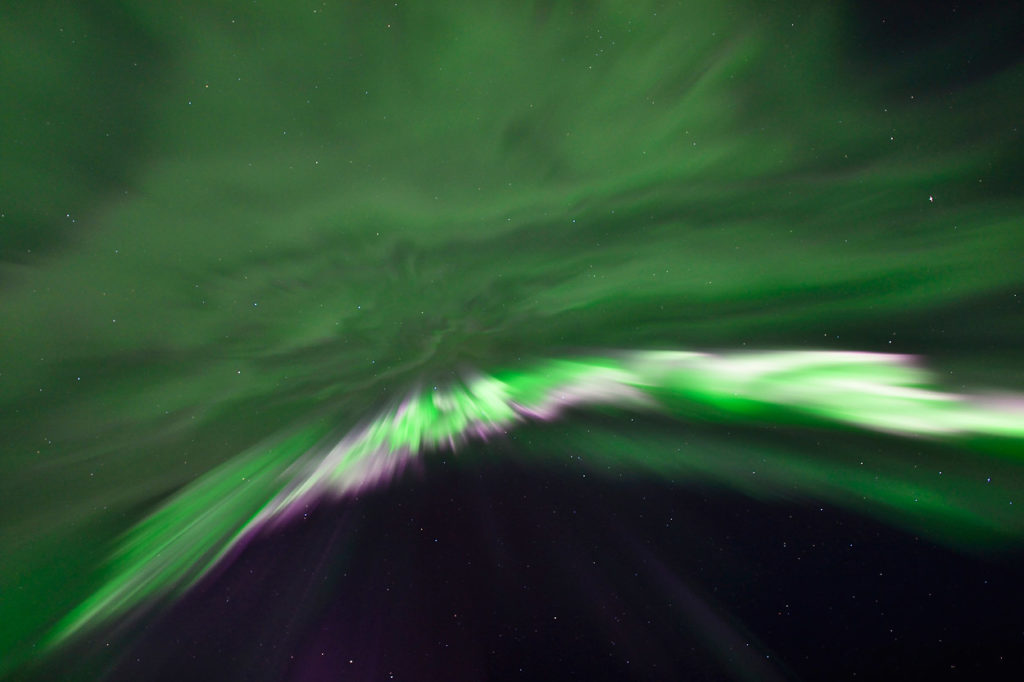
2 1 1023 680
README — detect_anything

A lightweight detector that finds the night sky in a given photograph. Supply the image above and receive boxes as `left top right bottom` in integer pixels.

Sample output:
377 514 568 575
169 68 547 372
2 1 1023 680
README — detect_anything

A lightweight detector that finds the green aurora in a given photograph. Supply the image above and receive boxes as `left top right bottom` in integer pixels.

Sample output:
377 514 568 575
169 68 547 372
42 350 1024 652
1 0 1022 678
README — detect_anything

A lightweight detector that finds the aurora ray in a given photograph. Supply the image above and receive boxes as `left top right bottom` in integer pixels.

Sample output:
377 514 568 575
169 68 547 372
46 349 1024 648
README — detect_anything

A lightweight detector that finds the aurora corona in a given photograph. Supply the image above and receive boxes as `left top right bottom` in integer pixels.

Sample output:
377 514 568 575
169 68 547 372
3 0 1022 678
